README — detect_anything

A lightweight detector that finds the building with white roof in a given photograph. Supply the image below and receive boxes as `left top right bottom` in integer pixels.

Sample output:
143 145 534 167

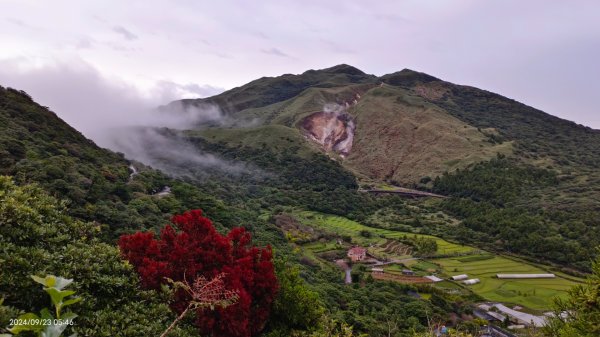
451 274 468 281
493 304 547 327
425 275 443 282
463 278 480 285
496 274 555 279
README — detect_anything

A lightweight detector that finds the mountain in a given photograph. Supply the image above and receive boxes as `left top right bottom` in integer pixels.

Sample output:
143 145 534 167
170 65 600 269
173 64 600 194
165 64 376 114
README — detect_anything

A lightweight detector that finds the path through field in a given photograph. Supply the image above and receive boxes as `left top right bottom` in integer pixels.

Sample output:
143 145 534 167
336 259 352 284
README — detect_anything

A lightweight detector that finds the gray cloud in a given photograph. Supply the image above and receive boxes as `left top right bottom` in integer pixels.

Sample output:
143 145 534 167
104 41 138 53
109 127 251 179
251 31 270 40
320 39 356 55
75 37 95 49
152 80 224 103
261 47 291 58
371 13 409 23
5 17 39 30
112 25 138 41
5 17 27 27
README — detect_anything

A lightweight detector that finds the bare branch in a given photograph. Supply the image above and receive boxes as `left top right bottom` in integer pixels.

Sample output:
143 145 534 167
160 273 239 337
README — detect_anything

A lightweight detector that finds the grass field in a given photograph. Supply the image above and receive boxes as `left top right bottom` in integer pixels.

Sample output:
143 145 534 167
303 241 340 253
433 254 584 310
187 124 318 158
383 264 405 273
295 211 474 255
411 261 440 273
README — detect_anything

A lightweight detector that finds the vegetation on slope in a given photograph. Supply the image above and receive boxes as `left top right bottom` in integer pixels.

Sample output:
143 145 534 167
345 85 512 184
545 253 600 337
0 176 197 337
0 86 236 238
432 156 598 270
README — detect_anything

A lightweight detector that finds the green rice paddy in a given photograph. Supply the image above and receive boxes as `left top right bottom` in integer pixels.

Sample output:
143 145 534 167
433 255 584 310
295 210 473 255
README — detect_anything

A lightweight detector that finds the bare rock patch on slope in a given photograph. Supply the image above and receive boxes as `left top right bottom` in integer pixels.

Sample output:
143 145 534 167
301 104 356 157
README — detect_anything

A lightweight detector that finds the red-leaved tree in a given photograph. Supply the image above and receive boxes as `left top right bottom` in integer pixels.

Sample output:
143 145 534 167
118 209 278 337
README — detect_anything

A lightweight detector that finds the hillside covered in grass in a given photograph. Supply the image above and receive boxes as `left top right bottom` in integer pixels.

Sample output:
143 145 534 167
168 64 600 271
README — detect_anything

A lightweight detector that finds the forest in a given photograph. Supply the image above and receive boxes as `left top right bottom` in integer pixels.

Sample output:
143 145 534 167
432 156 599 271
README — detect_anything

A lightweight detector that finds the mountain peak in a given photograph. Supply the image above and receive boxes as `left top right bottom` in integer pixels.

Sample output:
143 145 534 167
306 64 367 76
380 68 441 87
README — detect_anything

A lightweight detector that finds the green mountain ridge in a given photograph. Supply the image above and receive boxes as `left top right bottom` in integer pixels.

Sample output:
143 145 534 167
166 64 600 269
171 65 600 194
2 64 600 336
164 64 377 114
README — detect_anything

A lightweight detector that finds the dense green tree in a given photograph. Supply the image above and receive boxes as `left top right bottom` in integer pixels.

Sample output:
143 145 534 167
265 260 325 336
433 157 597 270
544 253 600 336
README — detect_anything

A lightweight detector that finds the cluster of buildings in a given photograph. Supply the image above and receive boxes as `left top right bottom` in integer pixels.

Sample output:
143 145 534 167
348 246 478 285
451 274 480 285
450 273 555 285
348 246 444 283
344 246 559 333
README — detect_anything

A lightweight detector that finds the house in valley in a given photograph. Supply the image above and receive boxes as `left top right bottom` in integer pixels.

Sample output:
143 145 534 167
347 246 367 262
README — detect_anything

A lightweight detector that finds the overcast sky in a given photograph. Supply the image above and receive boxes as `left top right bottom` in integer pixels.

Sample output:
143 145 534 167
1 0 599 130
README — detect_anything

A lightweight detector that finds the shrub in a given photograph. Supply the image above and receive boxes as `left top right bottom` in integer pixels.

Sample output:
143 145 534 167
119 209 279 337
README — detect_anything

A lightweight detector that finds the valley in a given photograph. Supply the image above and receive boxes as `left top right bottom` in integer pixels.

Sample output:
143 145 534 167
281 210 583 312
2 63 599 337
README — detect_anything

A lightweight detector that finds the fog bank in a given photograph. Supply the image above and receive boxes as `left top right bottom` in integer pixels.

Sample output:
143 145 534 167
0 57 250 176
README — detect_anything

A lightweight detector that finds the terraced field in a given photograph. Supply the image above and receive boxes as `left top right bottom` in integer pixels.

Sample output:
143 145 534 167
380 239 413 256
295 211 474 255
433 255 584 310
372 273 433 284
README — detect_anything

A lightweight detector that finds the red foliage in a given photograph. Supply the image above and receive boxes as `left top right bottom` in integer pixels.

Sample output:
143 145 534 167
119 209 278 337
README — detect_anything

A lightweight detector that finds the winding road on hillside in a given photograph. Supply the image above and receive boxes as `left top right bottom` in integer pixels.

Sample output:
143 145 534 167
359 187 447 198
